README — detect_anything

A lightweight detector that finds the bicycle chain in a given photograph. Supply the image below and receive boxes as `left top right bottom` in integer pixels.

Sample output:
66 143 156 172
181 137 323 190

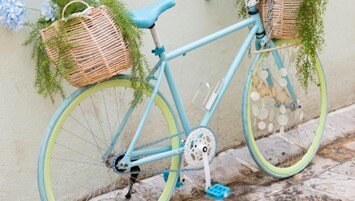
115 131 204 175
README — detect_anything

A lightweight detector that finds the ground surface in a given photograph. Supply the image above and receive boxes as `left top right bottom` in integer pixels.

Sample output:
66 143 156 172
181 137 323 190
193 133 355 201
93 104 355 201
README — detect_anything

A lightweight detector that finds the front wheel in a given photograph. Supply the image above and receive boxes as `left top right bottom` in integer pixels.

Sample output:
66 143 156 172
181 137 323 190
242 39 328 178
38 76 181 200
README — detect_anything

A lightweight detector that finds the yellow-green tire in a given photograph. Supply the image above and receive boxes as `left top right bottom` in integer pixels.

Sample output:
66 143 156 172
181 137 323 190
38 76 181 201
242 39 328 178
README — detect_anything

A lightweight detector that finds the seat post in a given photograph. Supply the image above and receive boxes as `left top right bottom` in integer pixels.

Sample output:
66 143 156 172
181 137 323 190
150 24 163 49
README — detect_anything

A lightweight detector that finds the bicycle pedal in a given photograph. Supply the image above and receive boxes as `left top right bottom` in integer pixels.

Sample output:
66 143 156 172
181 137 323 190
205 183 230 200
163 171 183 188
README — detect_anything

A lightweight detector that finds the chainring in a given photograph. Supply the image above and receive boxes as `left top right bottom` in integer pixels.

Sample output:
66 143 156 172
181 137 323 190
184 127 217 168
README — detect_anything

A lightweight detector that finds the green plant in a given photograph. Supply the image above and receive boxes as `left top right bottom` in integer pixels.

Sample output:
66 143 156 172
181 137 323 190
296 0 327 88
236 0 248 19
235 0 327 89
24 18 66 101
25 0 148 104
100 0 148 106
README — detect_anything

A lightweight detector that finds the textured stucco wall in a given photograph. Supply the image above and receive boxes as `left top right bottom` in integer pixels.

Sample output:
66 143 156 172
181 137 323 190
0 0 354 200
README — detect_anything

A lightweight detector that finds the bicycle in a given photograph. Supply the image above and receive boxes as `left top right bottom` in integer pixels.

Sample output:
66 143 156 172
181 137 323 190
37 0 328 200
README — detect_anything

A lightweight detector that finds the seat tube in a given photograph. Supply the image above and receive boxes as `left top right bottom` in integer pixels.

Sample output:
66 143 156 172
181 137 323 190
150 24 163 48
150 24 191 134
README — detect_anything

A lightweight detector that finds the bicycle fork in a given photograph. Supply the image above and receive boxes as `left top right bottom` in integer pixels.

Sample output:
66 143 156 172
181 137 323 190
255 35 300 110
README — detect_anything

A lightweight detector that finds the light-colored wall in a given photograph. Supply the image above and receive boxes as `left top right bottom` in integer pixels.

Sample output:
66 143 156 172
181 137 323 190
0 0 354 200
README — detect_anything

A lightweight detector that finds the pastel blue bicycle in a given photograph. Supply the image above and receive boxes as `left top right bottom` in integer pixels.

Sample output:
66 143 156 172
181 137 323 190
38 0 328 200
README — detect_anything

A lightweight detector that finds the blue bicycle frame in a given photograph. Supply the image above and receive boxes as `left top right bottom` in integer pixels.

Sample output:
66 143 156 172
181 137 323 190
102 7 297 168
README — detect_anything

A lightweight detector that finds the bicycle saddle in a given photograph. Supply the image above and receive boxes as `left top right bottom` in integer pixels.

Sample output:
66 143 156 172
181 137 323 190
129 0 176 29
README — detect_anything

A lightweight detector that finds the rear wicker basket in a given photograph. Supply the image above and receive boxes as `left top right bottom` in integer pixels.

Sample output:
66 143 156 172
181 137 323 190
258 0 302 39
40 2 131 87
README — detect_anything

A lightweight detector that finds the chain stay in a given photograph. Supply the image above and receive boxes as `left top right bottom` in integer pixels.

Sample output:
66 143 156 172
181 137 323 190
115 131 203 175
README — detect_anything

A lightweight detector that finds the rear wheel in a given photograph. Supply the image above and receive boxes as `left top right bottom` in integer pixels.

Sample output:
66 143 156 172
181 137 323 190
38 76 181 200
242 39 328 178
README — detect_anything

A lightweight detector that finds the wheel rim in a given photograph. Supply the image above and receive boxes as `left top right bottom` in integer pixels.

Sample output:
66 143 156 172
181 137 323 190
38 77 180 200
243 39 328 177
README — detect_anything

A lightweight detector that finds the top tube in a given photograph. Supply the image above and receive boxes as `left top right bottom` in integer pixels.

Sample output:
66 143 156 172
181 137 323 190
166 17 256 60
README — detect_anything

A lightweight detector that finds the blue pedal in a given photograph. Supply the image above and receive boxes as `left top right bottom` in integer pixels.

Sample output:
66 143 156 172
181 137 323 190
205 184 230 200
163 171 183 188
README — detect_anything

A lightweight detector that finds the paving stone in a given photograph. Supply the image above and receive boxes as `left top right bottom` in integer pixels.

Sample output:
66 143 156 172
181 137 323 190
172 151 254 199
171 182 204 201
319 136 355 162
321 104 355 146
277 122 316 150
174 151 255 198
251 136 303 165
172 169 204 199
321 125 347 147
264 185 344 201
303 171 355 200
282 118 347 149
339 109 355 120
344 141 355 151
327 112 355 134
331 104 355 120
329 160 355 178
90 189 145 201
235 157 259 173
292 155 339 181
90 175 165 201
233 181 290 201
227 147 259 170
136 175 165 200
231 136 304 172
210 152 252 184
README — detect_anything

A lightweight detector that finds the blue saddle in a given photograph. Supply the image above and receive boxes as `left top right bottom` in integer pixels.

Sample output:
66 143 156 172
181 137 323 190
129 0 176 29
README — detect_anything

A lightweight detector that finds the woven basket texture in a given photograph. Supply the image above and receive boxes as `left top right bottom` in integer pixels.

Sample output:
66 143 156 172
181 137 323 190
40 6 132 87
259 0 302 39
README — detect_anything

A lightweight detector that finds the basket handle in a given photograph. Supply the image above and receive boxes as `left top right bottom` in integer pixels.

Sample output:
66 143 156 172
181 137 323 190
61 0 92 19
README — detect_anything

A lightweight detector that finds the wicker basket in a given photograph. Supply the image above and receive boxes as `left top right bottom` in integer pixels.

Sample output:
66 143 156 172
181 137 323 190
258 0 302 39
40 0 131 87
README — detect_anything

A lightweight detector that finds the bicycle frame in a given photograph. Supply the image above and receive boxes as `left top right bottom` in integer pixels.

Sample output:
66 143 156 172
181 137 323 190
102 7 297 168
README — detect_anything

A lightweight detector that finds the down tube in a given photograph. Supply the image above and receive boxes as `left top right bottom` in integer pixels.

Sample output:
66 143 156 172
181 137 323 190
201 26 258 126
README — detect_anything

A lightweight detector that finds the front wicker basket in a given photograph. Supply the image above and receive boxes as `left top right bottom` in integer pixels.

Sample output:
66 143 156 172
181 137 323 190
40 4 131 87
258 0 302 39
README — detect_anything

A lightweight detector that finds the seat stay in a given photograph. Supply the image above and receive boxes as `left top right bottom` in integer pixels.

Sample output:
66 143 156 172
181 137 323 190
118 60 168 166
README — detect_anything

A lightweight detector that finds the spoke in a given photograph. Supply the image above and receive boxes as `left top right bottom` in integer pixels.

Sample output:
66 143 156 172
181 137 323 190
118 88 127 125
54 142 99 162
47 84 180 200
52 157 105 167
102 90 113 140
114 87 120 136
68 114 106 145
76 105 105 155
61 127 105 152
90 95 109 148
115 87 128 153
